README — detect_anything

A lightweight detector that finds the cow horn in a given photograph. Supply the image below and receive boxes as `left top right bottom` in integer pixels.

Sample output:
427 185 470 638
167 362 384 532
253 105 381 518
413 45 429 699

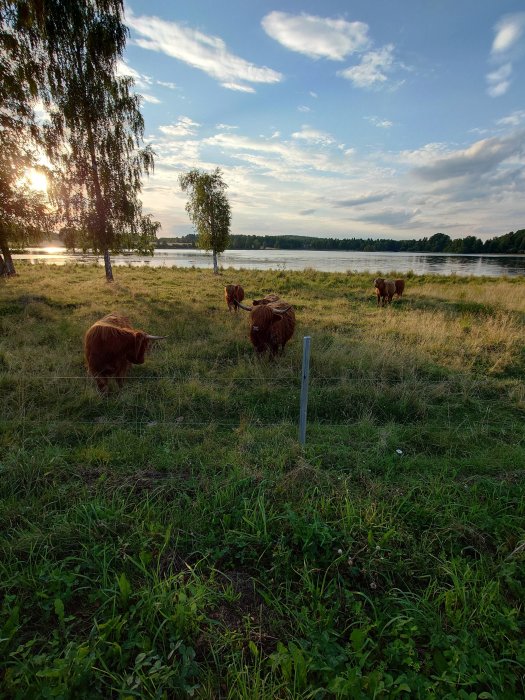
146 334 168 340
235 300 253 311
272 306 291 314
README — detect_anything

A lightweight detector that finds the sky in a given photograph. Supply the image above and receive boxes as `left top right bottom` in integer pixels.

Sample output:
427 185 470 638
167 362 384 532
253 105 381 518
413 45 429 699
118 1 525 241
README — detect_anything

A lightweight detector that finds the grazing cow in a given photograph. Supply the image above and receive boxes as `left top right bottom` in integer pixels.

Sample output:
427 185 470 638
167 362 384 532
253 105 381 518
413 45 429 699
84 313 165 392
224 284 245 312
374 278 396 306
394 279 405 297
237 298 295 357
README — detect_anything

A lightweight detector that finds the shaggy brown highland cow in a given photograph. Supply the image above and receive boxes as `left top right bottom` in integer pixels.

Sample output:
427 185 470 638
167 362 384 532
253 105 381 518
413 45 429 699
84 313 165 392
237 297 295 357
394 279 405 297
374 278 396 306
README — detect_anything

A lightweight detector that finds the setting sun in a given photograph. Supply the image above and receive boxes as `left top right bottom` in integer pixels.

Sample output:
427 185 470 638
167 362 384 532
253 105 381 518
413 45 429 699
27 168 48 193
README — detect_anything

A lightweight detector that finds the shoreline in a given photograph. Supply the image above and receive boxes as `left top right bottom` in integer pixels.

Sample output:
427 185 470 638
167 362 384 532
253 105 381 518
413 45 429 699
10 248 525 278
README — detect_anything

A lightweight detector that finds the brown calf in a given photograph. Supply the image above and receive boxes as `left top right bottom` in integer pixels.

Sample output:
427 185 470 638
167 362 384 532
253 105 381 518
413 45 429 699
225 284 245 312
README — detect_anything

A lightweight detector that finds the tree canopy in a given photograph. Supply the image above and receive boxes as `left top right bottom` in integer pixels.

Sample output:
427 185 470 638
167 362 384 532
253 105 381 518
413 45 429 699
1 0 159 281
0 1 51 274
179 168 231 275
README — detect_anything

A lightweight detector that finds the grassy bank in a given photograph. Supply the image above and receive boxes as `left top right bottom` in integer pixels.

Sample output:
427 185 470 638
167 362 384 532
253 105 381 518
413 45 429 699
1 263 524 698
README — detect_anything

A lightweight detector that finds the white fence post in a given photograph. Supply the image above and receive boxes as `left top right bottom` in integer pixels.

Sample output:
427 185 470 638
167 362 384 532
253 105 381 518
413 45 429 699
299 336 311 446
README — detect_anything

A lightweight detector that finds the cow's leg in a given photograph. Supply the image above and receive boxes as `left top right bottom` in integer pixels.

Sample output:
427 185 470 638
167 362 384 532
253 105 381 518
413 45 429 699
115 361 130 387
95 376 109 394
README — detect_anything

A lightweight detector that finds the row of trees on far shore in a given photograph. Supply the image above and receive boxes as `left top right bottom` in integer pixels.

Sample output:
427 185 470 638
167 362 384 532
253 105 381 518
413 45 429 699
157 229 525 255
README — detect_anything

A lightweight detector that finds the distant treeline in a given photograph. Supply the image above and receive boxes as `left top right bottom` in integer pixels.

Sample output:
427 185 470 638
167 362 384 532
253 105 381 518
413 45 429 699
156 229 525 254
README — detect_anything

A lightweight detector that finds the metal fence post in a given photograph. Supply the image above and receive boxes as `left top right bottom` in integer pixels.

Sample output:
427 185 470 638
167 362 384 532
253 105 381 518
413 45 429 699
299 336 311 446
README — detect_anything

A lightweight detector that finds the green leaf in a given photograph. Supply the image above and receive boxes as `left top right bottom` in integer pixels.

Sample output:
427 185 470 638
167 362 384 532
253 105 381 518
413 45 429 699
54 598 65 624
351 627 367 653
117 572 132 606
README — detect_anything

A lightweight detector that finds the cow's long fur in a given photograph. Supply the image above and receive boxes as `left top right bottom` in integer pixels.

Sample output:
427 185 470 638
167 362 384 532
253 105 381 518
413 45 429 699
394 279 405 297
249 300 295 357
224 284 244 312
252 293 281 306
84 313 150 392
374 278 396 306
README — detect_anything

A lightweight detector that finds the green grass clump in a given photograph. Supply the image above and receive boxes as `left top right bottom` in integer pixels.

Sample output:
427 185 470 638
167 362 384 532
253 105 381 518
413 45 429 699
1 263 524 698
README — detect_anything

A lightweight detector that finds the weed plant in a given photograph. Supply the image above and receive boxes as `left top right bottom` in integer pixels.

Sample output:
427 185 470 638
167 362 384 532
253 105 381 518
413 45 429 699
1 263 524 698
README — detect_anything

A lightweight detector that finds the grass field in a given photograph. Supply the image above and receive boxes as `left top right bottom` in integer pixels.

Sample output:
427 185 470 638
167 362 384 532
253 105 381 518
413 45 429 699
1 262 524 698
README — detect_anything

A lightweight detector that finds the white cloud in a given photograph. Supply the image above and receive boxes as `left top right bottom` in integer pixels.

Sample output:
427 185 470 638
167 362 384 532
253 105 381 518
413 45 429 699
497 110 525 127
116 59 153 88
339 44 395 88
333 192 392 207
298 105 311 112
117 59 179 97
216 123 238 131
157 80 178 90
366 116 393 129
491 13 525 55
411 131 525 182
142 94 161 104
381 142 452 168
486 13 525 97
261 11 370 60
126 8 282 92
487 80 510 98
291 126 335 146
360 208 420 226
486 63 512 97
159 116 200 138
221 82 255 93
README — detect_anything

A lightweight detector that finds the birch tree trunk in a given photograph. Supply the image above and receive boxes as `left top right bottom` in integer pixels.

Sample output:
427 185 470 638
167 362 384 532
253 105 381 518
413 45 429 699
212 250 219 275
0 240 16 276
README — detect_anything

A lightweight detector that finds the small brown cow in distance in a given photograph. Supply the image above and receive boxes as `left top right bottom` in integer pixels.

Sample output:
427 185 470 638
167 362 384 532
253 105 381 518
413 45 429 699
224 284 245 312
236 295 295 358
84 313 165 392
374 277 396 306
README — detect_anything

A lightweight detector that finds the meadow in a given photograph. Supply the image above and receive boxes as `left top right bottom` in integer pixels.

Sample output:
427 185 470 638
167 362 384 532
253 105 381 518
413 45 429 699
1 263 524 699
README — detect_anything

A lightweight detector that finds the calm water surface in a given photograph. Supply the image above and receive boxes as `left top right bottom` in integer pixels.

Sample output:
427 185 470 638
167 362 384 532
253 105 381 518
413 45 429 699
13 247 525 277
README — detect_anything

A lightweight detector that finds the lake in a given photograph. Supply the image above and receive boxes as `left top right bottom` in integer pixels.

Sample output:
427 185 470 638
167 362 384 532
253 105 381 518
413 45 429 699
13 247 525 277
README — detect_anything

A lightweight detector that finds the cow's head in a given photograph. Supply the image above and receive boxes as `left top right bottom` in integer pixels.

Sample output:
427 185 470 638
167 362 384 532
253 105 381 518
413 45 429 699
250 304 290 351
127 330 167 364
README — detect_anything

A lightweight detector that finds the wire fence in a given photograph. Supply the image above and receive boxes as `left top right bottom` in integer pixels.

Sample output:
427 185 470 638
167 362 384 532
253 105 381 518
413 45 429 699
2 342 523 442
3 374 522 385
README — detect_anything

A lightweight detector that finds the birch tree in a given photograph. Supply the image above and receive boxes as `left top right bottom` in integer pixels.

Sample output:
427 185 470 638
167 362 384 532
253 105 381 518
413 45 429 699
5 0 159 281
0 1 51 275
179 168 231 275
